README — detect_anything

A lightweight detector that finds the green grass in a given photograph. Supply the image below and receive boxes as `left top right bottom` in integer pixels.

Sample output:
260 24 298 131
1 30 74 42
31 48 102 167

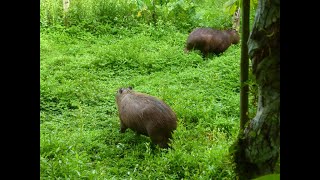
40 24 243 179
40 0 260 179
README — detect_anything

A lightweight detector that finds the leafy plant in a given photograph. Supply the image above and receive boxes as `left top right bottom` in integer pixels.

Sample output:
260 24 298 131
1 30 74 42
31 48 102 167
253 174 280 180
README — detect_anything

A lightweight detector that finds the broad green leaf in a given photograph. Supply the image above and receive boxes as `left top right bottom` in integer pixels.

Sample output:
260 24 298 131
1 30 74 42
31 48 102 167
253 174 280 180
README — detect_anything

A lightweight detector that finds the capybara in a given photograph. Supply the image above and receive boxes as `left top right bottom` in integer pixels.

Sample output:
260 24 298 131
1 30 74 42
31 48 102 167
185 28 240 58
115 87 177 148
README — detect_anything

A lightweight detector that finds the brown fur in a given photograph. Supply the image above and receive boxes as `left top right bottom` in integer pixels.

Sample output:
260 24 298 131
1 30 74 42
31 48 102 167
185 28 240 58
115 87 177 148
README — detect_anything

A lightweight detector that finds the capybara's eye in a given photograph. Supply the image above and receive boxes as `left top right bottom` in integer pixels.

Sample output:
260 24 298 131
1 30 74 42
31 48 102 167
119 88 123 93
128 87 133 90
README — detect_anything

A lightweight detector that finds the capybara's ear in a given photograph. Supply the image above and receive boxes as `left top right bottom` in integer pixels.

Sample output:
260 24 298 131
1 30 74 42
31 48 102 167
128 86 133 90
119 88 124 94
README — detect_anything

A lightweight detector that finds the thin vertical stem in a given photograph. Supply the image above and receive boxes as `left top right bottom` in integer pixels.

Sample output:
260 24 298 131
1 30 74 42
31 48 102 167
240 0 250 130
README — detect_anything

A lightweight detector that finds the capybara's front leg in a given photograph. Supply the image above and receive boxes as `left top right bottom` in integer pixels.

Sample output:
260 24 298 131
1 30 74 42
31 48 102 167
120 121 127 133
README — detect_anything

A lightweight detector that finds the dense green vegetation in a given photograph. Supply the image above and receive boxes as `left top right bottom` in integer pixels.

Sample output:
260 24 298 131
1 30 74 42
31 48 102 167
41 0 258 179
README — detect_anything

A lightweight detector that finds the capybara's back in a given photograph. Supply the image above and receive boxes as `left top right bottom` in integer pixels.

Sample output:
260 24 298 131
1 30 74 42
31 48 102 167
115 87 177 148
185 27 240 58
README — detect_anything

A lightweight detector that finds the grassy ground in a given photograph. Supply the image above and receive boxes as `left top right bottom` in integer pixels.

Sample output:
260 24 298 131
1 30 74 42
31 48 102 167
40 24 242 179
40 0 259 179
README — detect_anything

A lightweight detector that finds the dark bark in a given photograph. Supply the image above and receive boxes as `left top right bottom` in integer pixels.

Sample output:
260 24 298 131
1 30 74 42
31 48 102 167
231 0 280 179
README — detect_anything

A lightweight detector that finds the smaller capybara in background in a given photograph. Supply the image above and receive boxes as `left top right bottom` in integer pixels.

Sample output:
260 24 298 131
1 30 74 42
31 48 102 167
115 87 177 149
185 28 240 58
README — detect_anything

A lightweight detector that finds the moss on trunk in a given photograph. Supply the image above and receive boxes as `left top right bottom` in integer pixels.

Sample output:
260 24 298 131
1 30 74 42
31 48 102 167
231 0 280 179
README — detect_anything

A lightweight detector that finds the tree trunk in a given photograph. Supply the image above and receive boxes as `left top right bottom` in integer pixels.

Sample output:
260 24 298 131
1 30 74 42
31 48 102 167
231 0 280 179
63 0 70 27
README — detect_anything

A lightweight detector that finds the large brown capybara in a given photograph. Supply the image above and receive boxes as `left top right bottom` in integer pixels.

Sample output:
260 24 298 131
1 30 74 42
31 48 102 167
115 87 177 148
185 27 240 58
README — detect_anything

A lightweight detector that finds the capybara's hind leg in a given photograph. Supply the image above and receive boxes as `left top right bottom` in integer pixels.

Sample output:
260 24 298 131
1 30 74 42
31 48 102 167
149 134 170 149
152 137 169 148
